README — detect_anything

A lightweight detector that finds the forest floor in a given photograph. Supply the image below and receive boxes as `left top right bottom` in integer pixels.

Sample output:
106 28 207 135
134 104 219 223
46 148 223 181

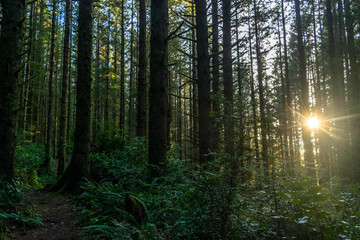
11 190 81 240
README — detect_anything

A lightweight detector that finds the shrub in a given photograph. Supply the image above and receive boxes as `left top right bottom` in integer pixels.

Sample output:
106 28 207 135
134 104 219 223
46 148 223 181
15 144 45 187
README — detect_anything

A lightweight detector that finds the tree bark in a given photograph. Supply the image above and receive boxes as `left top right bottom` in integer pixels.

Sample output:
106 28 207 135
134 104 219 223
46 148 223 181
325 0 347 176
211 0 220 150
223 0 234 157
44 0 57 171
50 0 93 193
104 9 111 129
119 0 126 134
136 0 147 137
195 0 212 163
0 0 25 181
294 0 315 175
254 0 269 177
57 0 72 177
148 0 168 177
344 0 360 181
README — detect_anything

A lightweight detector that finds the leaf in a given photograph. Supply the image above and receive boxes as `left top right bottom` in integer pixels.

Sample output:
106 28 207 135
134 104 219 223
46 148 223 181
308 186 322 195
295 216 309 224
114 207 140 229
277 192 291 200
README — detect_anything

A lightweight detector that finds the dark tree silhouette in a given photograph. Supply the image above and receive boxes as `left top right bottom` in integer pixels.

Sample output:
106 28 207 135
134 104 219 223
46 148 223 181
0 0 26 181
49 0 93 193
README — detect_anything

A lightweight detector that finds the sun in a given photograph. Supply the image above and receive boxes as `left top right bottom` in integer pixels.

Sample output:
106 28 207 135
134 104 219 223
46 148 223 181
307 116 319 129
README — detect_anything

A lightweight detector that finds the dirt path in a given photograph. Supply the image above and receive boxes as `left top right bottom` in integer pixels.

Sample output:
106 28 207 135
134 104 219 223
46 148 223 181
11 190 82 240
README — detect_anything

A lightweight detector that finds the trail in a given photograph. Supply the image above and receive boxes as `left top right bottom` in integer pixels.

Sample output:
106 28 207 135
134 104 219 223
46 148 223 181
11 190 81 240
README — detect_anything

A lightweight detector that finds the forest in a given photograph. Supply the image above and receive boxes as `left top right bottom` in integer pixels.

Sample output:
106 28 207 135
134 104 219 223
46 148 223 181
0 0 359 239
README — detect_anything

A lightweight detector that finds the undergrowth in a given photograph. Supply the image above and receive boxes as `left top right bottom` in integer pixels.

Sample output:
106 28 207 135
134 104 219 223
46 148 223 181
0 143 48 239
77 133 360 239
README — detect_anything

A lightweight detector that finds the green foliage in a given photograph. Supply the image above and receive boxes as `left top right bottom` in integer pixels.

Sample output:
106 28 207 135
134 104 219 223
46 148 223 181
276 177 360 239
92 130 126 153
14 143 56 187
15 144 44 187
0 181 42 237
80 135 360 239
81 140 276 239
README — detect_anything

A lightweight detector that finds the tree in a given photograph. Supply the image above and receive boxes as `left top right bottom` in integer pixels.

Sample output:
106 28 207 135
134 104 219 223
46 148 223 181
44 0 57 171
119 0 126 133
50 0 93 193
211 0 220 150
195 0 212 163
136 0 147 137
148 0 168 177
325 0 347 176
0 0 26 181
223 0 234 156
57 0 72 177
344 0 360 181
294 0 314 175
254 0 269 177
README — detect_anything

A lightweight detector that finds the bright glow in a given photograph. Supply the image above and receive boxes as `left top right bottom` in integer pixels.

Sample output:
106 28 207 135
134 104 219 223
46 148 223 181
308 117 319 129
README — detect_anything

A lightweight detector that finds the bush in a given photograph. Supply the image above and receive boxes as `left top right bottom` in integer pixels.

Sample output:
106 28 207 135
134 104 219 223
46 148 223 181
0 181 42 238
15 144 45 187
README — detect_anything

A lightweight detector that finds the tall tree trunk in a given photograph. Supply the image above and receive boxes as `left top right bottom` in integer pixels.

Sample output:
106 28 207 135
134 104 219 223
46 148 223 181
211 0 220 150
223 0 234 157
94 16 101 134
344 0 360 181
45 0 57 171
294 0 315 175
192 3 199 160
0 0 25 181
119 0 126 134
21 3 35 144
128 0 135 136
195 0 212 163
277 9 289 167
281 0 294 167
50 0 93 193
148 0 168 177
248 13 260 165
254 0 269 177
57 0 72 177
136 0 147 137
235 9 245 167
325 0 347 176
67 19 73 142
104 9 111 129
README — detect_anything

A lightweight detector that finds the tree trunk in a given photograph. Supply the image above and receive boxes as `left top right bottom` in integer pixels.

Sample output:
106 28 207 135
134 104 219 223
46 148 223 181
248 13 260 165
294 0 315 175
44 0 57 171
148 0 168 177
254 0 269 177
104 9 111 129
119 0 126 134
281 0 294 167
344 0 360 181
223 0 234 157
136 0 147 137
94 16 101 135
0 0 25 181
192 3 199 160
128 0 135 136
325 0 347 176
195 0 212 163
50 0 93 193
211 0 220 150
57 0 72 177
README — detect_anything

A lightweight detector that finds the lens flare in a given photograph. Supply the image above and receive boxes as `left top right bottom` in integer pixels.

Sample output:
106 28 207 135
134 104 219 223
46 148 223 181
308 117 319 129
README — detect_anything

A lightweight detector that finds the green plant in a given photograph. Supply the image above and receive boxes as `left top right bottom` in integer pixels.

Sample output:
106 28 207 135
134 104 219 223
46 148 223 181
14 144 44 186
0 181 42 237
